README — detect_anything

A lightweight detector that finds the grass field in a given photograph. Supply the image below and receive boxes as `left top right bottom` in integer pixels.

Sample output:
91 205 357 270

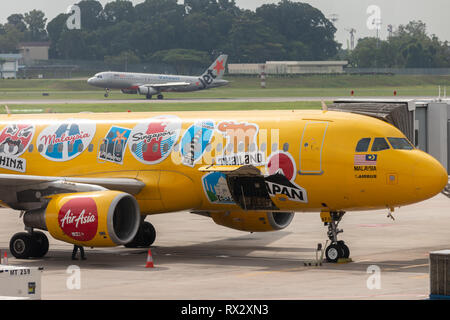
0 74 449 101
2 101 322 114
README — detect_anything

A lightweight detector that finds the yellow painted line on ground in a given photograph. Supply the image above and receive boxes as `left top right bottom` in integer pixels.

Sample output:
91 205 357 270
409 275 428 280
400 264 429 269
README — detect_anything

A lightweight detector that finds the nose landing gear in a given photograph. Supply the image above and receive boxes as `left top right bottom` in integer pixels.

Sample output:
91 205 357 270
321 211 350 263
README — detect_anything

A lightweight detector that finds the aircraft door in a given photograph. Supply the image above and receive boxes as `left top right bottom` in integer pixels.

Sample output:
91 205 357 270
299 121 328 175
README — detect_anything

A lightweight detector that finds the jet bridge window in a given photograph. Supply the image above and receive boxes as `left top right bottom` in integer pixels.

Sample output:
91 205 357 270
371 138 390 152
387 137 414 150
355 138 371 152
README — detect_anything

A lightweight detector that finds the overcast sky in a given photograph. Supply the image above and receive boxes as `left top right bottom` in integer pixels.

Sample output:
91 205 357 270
1 0 450 47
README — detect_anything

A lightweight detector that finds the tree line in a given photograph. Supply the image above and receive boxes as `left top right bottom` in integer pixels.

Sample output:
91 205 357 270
1 0 449 69
347 21 450 68
0 0 338 66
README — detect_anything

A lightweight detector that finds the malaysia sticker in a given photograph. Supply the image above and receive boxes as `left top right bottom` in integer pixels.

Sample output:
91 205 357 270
215 120 265 166
265 151 308 203
98 126 131 164
0 123 35 172
37 120 96 162
354 154 377 166
202 171 234 205
129 115 181 165
58 197 98 242
180 120 214 167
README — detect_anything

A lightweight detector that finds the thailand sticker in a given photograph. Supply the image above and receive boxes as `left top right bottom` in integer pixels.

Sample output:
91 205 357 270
202 171 234 205
129 115 181 165
98 126 131 164
58 197 98 242
265 151 308 203
180 120 214 167
37 120 96 162
0 123 35 172
215 120 265 166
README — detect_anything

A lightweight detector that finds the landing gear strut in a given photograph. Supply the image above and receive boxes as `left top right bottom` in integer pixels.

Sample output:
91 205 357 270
104 88 111 98
9 229 49 259
322 211 350 263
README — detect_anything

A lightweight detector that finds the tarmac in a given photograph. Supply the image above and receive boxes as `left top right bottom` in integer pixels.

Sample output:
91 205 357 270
0 193 449 300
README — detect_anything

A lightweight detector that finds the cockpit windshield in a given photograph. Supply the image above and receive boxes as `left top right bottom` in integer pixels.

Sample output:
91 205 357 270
387 137 414 150
96 75 103 79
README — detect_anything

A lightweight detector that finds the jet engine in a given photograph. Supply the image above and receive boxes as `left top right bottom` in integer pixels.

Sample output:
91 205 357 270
24 191 141 247
137 86 159 96
209 211 294 232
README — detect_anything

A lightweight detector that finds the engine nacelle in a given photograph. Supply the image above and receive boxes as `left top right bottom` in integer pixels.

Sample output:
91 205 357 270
209 211 294 232
137 86 158 96
24 191 140 247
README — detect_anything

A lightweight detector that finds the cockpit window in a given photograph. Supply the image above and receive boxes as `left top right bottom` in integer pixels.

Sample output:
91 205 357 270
355 138 371 152
371 138 390 151
97 75 103 79
387 137 414 150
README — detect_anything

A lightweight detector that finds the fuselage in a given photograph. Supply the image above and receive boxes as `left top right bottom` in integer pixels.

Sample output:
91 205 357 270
87 71 229 92
0 110 446 215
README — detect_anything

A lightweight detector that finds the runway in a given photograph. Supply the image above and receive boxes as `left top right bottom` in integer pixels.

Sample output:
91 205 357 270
0 194 449 300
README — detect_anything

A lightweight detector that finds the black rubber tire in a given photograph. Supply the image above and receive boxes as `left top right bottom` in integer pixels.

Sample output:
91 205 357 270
9 232 34 259
141 222 156 247
325 244 342 263
124 222 156 248
338 241 350 259
31 231 49 258
157 94 164 100
146 94 152 100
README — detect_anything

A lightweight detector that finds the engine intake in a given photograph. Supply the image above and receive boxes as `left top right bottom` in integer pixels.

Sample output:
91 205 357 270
209 211 294 232
24 191 140 247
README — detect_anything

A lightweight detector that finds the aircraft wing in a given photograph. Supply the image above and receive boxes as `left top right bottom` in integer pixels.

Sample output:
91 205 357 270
141 82 190 89
0 173 145 210
0 173 145 194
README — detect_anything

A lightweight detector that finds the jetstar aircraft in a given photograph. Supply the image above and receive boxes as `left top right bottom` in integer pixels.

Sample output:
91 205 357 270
87 55 229 99
0 109 447 263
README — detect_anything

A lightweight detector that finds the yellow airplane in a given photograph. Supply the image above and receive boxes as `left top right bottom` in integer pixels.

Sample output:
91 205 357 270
0 109 447 263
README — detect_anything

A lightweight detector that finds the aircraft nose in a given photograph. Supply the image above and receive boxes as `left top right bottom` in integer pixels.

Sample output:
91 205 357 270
413 152 448 200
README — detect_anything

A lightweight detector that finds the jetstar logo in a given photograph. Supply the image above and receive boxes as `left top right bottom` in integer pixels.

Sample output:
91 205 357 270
58 198 98 242
213 59 225 74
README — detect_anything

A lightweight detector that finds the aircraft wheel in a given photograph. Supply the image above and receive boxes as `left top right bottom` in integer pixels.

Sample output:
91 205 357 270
337 241 350 259
325 244 342 263
157 94 164 100
9 232 34 259
146 94 152 100
31 231 49 258
104 93 109 98
124 221 156 248
141 222 156 247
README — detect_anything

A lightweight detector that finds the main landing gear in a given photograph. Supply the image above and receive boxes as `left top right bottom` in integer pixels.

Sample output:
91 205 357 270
321 211 350 263
124 220 156 248
104 88 111 98
147 94 164 100
9 229 49 259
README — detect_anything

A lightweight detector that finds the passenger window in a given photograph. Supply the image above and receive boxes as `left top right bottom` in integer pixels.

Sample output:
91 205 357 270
355 138 371 152
371 138 390 151
387 137 414 150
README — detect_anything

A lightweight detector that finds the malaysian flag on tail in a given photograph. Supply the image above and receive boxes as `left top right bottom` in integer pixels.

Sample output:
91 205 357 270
354 154 377 165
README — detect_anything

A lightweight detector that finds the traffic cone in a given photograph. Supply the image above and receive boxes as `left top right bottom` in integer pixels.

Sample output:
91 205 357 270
3 252 8 265
145 249 154 268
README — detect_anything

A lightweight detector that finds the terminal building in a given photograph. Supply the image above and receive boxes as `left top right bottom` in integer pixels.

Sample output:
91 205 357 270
0 54 22 79
228 61 348 75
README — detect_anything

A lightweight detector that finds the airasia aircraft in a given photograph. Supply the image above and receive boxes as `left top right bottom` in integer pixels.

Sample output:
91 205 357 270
87 55 229 99
0 109 447 263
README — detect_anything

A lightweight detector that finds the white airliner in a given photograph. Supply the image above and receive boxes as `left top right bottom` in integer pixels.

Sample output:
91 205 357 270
87 55 229 99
